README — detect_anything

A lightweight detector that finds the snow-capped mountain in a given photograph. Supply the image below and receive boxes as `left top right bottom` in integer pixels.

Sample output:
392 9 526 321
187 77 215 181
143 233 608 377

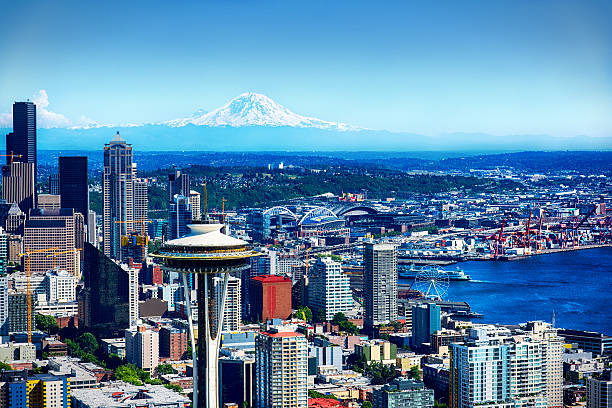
162 92 356 131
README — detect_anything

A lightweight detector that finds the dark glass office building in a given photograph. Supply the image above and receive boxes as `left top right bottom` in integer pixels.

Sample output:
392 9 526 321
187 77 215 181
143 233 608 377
59 156 89 223
80 242 131 336
6 102 37 176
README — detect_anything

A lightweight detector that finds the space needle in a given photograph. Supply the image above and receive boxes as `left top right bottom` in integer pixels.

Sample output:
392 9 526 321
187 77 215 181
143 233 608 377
152 220 258 408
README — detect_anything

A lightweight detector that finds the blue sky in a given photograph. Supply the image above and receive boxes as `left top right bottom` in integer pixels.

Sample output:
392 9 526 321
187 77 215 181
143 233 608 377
0 0 611 137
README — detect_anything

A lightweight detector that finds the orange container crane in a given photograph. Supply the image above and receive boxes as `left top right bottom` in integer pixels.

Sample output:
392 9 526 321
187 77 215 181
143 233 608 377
18 247 60 343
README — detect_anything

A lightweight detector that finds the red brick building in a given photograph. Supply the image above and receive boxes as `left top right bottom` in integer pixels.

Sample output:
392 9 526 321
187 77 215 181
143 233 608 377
159 326 188 361
249 275 292 321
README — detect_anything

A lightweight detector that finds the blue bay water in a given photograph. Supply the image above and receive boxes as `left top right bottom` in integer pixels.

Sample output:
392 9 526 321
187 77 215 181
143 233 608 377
400 247 612 335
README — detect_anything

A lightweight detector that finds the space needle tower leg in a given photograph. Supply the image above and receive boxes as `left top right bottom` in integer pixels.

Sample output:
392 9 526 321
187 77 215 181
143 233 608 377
198 271 231 408
181 273 198 408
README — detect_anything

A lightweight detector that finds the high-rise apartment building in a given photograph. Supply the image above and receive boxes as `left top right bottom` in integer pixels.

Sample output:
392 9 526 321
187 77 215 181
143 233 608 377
2 161 35 215
307 257 352 321
255 329 308 408
59 156 89 223
412 304 441 349
190 190 201 220
0 273 8 336
87 210 98 247
168 194 192 240
373 378 435 408
213 276 241 332
159 326 188 361
6 102 36 177
125 325 159 373
587 372 612 408
103 132 134 260
168 169 190 202
364 243 398 329
449 324 564 408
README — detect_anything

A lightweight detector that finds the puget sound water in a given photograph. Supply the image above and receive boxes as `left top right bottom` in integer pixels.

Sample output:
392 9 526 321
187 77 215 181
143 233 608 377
399 247 612 335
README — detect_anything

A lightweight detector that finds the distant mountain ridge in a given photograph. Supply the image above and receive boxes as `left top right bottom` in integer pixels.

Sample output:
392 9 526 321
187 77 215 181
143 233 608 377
160 92 356 131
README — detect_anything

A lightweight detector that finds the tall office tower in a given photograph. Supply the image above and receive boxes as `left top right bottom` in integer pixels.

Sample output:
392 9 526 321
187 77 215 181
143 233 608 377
363 243 398 329
1 161 35 215
127 264 139 327
249 275 292 321
168 194 192 240
255 329 308 408
373 378 435 408
79 242 132 336
6 102 36 173
190 190 201 220
213 276 241 332
168 169 190 202
103 132 134 260
449 324 563 408
5 203 25 235
307 257 352 321
7 291 35 333
87 210 98 247
587 372 612 408
125 325 159 373
412 304 441 349
59 156 89 223
25 208 77 276
48 173 60 195
0 273 8 336
134 178 148 226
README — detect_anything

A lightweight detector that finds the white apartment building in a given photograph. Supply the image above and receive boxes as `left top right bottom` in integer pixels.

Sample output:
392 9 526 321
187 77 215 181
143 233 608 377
450 323 564 408
125 325 159 373
307 257 353 321
213 276 241 332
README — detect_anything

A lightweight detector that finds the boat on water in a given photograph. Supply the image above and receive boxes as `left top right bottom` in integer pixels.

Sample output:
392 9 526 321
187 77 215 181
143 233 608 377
398 264 471 281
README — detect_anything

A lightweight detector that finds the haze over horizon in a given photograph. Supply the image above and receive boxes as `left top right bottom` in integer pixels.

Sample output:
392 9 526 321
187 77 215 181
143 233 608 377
1 0 611 143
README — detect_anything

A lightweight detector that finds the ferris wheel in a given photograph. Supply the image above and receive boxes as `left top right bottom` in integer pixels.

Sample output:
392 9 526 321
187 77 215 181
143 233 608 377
413 267 450 300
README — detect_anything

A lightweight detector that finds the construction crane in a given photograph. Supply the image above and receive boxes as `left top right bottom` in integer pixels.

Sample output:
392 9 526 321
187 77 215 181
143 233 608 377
221 197 227 233
1 153 23 164
18 247 60 343
115 219 151 261
525 210 532 252
46 248 82 271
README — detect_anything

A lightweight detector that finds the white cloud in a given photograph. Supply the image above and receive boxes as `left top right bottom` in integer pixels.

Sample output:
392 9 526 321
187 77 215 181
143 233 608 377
0 89 93 129
33 89 71 128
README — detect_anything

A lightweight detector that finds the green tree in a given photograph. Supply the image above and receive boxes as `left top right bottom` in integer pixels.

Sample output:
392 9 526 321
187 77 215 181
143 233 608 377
157 364 174 375
296 306 313 323
362 402 373 408
164 383 184 394
77 333 98 354
0 361 11 371
314 309 326 323
115 364 143 385
35 314 59 335
409 365 421 380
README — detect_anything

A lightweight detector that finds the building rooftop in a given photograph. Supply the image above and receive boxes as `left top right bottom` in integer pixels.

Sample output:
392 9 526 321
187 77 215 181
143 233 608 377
71 382 189 407
251 274 291 283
